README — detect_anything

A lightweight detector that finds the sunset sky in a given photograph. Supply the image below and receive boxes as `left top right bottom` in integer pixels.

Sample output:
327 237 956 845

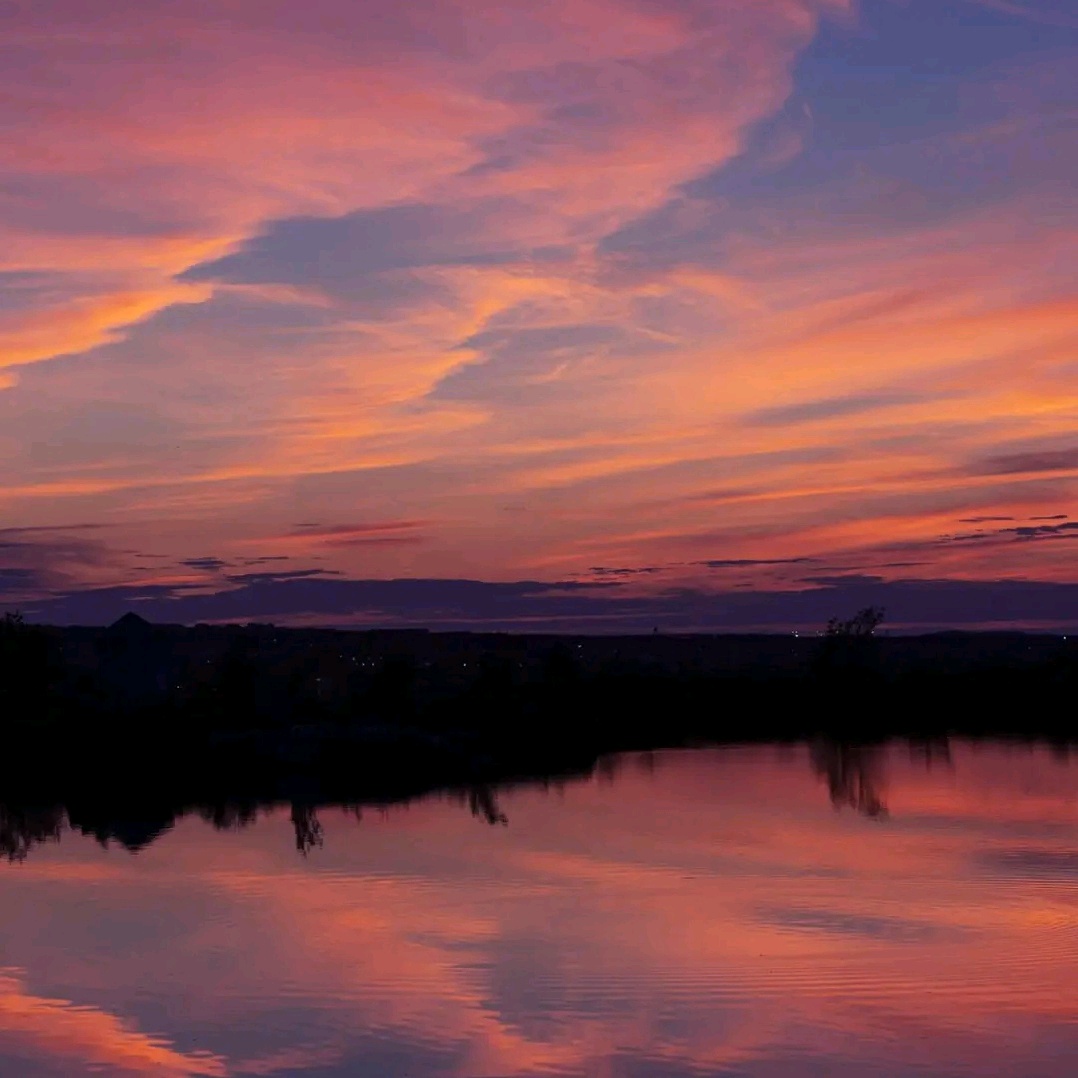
2 0 1075 630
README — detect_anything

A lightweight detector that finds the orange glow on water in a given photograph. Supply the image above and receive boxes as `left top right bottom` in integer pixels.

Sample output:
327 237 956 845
3 744 1078 1075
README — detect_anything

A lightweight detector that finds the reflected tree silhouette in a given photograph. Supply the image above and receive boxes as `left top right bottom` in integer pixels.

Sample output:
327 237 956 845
909 738 953 771
811 742 888 818
67 804 177 852
0 805 64 861
637 751 659 775
466 786 508 826
198 802 262 831
290 803 324 855
0 738 983 859
597 754 624 785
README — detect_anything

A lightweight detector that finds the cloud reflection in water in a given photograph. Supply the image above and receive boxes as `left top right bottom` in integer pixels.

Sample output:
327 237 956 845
1 742 1077 1075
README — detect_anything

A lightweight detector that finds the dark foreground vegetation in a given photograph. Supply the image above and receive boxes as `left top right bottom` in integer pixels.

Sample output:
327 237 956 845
1 608 1076 805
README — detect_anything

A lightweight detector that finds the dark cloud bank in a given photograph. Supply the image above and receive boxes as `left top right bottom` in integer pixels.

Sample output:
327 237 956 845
6 572 1077 633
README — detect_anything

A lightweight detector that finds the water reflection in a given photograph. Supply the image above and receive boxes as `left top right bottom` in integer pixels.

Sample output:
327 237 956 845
1 739 1077 1077
0 804 64 861
811 741 888 817
0 739 957 860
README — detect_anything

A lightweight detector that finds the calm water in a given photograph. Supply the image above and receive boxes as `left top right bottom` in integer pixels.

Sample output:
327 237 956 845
3 741 1078 1077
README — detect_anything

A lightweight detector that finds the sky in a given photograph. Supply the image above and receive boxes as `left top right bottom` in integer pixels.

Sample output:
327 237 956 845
1 0 1075 631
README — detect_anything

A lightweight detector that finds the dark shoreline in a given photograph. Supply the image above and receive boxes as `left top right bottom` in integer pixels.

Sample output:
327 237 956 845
2 616 1076 826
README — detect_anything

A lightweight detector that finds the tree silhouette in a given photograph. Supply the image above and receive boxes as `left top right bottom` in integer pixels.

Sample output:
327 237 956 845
826 607 886 638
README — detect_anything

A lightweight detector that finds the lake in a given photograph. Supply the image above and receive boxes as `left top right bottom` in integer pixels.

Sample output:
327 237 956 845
2 740 1077 1076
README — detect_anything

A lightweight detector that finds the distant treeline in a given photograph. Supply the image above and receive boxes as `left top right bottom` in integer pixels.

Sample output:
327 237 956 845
1 609 1076 794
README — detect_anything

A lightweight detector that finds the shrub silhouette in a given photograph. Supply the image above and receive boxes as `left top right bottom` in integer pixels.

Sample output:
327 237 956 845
826 606 886 638
814 607 886 704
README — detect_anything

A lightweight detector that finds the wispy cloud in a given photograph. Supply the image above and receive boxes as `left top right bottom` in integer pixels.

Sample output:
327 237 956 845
743 391 924 428
974 448 1078 476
